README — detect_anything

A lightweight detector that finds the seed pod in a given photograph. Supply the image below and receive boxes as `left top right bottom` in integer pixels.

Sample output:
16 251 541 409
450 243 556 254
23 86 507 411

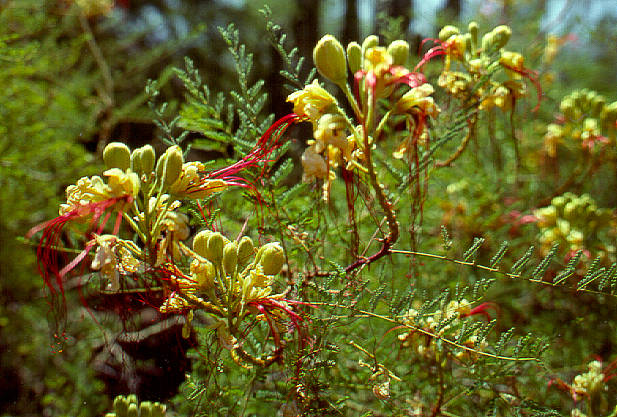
237 236 254 266
207 232 225 264
223 241 238 276
387 40 410 66
346 42 362 74
193 230 212 258
127 403 139 417
313 35 348 84
438 25 459 41
114 396 129 416
258 242 285 275
103 142 131 170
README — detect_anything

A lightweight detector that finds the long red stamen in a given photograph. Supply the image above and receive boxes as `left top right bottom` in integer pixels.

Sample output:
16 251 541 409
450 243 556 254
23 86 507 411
27 196 129 297
501 63 543 112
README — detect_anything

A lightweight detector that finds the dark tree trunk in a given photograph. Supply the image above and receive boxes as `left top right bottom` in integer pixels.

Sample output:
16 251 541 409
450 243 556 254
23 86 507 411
442 0 461 19
342 0 359 45
294 0 320 67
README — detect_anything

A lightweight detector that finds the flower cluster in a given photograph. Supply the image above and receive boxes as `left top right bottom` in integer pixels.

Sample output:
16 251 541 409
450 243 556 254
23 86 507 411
435 23 537 112
534 193 614 256
397 299 493 360
544 89 617 157
29 133 305 366
105 394 166 417
287 33 440 199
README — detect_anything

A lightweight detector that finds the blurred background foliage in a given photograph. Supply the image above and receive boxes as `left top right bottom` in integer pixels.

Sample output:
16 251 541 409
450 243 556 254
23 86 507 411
1 0 616 416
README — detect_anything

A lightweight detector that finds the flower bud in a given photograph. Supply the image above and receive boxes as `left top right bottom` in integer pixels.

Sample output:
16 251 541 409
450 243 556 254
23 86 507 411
126 394 138 405
591 95 606 116
103 142 131 170
387 40 410 66
346 41 362 74
492 25 511 49
313 35 348 84
140 145 156 174
560 98 576 120
207 232 225 264
105 414 116 417
237 236 254 265
223 241 238 276
151 403 166 417
140 401 152 417
438 25 459 41
127 403 138 417
193 230 212 258
468 21 479 49
361 35 379 62
163 146 183 186
130 148 142 175
114 396 129 416
257 242 285 276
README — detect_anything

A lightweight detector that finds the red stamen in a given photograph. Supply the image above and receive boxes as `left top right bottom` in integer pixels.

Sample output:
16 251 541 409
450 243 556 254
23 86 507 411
500 63 543 112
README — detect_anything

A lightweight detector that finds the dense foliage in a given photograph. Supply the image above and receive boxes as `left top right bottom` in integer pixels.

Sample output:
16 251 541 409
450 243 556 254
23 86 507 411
2 1 617 416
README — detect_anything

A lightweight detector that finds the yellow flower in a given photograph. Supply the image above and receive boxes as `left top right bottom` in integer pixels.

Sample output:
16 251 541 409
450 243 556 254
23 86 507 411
396 83 440 117
301 145 328 182
169 161 228 199
313 114 349 156
287 80 337 122
104 168 140 200
90 234 119 291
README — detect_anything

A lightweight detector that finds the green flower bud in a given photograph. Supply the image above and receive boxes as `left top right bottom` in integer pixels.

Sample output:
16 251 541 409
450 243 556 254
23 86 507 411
237 236 254 265
387 40 410 66
591 95 606 116
223 241 238 276
552 196 566 209
481 32 494 51
207 232 225 264
361 35 379 62
126 394 138 405
130 148 142 175
127 403 139 417
162 145 183 186
438 25 459 41
114 396 129 416
140 145 156 174
560 98 576 120
257 242 285 276
105 414 117 417
492 25 511 49
346 42 362 74
103 142 131 170
140 401 153 417
313 34 347 84
468 21 479 49
151 402 166 417
193 230 213 258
